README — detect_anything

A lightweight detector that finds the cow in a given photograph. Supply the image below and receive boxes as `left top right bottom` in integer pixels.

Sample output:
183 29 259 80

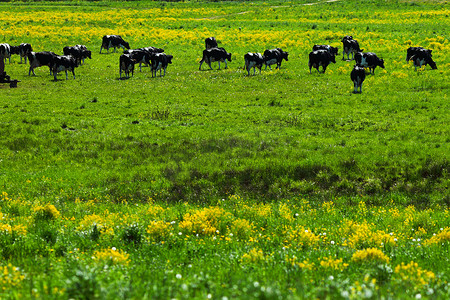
410 48 437 71
350 64 366 93
243 52 264 76
52 55 77 80
308 49 336 73
312 45 338 56
63 45 91 66
354 52 385 74
28 51 58 76
0 43 11 63
342 36 363 60
199 47 232 70
263 48 289 70
205 37 218 50
124 47 164 71
17 43 33 64
406 46 432 62
119 53 136 79
150 53 173 77
100 35 130 53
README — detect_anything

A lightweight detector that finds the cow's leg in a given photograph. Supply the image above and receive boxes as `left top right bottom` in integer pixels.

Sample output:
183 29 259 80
224 60 228 69
72 69 75 79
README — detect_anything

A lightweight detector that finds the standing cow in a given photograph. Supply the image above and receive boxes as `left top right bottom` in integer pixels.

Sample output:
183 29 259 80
28 51 58 76
244 52 264 76
409 48 437 71
406 46 432 62
52 55 78 81
342 36 363 60
150 53 173 77
119 54 136 79
199 47 232 70
308 50 336 73
263 48 289 70
350 64 366 93
100 35 130 53
355 52 385 74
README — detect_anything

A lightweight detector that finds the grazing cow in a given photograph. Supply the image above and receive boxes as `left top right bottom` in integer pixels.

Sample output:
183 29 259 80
342 36 363 60
406 46 432 62
350 64 366 93
199 47 232 70
244 52 264 75
100 35 130 53
410 48 437 71
205 37 218 49
150 53 173 77
124 47 164 71
17 43 33 64
355 52 385 74
52 55 78 80
263 48 289 70
119 53 136 79
63 45 91 66
28 51 58 76
0 43 11 63
313 45 338 56
308 49 336 73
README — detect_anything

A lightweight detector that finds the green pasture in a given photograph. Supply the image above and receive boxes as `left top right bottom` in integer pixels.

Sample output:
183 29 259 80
0 0 449 299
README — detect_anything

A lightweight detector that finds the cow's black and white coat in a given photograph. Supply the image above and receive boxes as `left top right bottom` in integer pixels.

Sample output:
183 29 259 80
119 53 136 79
244 52 264 75
406 47 432 62
342 36 363 60
205 37 218 50
350 64 366 93
199 47 232 70
124 47 164 71
263 48 289 70
52 55 78 80
313 45 338 56
354 52 385 74
63 45 91 66
308 49 336 73
28 51 58 76
100 35 130 53
409 48 437 71
17 43 33 64
0 43 11 63
150 53 173 77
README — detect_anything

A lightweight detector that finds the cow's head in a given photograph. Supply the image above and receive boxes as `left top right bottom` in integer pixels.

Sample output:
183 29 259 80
124 42 131 50
330 54 336 64
342 35 353 42
379 58 385 69
167 55 174 64
428 58 437 70
331 46 338 56
85 50 92 59
282 52 289 61
227 52 232 62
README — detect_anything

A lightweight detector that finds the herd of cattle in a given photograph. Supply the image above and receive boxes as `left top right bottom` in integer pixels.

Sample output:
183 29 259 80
0 34 438 93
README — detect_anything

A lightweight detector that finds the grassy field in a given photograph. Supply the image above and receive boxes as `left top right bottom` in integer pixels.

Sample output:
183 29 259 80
0 0 449 298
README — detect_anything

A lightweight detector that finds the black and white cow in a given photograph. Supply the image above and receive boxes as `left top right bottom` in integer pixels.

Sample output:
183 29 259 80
119 53 136 79
410 48 437 71
63 45 91 66
100 35 130 53
28 51 58 76
0 43 11 63
17 43 33 64
308 49 336 73
52 55 78 80
350 64 366 93
263 48 289 70
342 36 363 60
354 52 385 74
313 44 338 56
150 53 173 77
124 46 164 71
406 46 432 62
244 52 264 76
199 47 232 70
205 37 218 50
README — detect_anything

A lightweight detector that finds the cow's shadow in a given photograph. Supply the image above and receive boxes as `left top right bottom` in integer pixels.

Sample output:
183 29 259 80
117 77 132 80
